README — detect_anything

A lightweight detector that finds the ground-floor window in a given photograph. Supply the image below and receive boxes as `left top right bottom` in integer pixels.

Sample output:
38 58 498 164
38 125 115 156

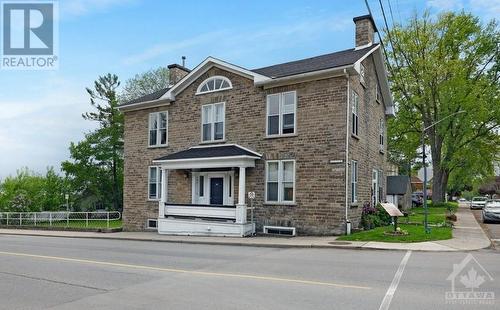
266 160 295 203
351 161 358 203
148 166 163 200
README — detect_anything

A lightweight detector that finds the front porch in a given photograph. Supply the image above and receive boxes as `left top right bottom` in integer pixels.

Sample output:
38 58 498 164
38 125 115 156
153 144 261 237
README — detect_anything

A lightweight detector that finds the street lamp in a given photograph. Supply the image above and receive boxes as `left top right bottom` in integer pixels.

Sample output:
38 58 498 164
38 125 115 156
422 110 466 234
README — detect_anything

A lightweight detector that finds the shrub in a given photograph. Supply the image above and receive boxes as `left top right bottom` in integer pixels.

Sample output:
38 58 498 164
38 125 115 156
360 203 392 230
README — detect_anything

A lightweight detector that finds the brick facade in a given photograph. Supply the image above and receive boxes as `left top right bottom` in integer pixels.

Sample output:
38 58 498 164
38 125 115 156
123 55 388 234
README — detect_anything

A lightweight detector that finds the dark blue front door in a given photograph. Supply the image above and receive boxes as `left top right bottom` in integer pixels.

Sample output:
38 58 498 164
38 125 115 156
210 178 224 205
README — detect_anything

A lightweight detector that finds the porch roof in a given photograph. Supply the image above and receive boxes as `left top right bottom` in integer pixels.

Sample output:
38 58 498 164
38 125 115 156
152 144 262 169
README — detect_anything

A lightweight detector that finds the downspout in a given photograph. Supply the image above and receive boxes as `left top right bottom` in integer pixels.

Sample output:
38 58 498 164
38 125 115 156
344 69 350 234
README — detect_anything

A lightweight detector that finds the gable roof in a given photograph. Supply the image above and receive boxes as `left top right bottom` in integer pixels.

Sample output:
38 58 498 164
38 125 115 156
154 144 262 161
252 44 377 78
118 43 393 114
122 87 170 106
411 176 423 184
386 176 411 195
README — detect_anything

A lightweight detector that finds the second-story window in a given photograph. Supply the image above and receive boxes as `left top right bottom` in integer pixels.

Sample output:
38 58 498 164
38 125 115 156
351 91 359 136
360 64 366 85
379 118 385 151
202 102 225 142
149 112 168 147
266 91 296 136
197 76 232 95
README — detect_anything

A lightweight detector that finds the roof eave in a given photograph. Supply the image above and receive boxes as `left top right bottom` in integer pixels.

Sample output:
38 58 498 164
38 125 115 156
117 98 171 112
254 64 357 89
160 57 271 101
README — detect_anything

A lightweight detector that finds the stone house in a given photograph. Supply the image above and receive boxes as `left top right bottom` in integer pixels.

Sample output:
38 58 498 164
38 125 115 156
118 14 394 236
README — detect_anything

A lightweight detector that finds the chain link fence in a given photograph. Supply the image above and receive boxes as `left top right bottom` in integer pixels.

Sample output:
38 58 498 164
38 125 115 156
0 212 122 229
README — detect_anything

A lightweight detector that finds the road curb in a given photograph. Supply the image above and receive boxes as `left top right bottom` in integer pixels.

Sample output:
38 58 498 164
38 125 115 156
0 230 486 252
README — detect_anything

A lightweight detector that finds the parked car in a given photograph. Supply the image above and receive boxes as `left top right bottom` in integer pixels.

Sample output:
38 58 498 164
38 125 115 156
458 198 468 202
411 193 423 207
482 200 500 223
470 197 488 209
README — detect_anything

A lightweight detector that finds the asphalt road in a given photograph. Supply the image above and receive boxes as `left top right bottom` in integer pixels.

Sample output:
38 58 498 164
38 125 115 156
0 235 498 310
472 209 500 250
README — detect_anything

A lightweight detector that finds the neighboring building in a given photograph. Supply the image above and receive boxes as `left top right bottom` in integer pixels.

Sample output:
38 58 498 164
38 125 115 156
119 15 394 236
411 176 423 192
386 175 412 210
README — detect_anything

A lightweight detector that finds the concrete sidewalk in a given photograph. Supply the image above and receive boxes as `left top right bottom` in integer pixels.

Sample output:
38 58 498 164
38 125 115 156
0 203 491 252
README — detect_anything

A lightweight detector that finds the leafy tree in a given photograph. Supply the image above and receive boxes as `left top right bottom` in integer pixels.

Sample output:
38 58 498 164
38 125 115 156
385 11 500 202
62 74 123 211
119 67 169 103
0 167 67 212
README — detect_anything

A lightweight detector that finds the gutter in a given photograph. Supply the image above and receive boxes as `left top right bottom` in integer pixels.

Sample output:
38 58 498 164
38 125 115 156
254 64 357 89
344 69 350 234
117 98 171 112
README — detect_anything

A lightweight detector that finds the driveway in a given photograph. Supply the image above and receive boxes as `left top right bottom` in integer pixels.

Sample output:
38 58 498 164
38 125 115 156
472 209 500 250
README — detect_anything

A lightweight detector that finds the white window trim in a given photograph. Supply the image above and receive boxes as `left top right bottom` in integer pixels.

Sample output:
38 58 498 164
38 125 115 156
360 64 366 85
191 171 234 206
379 118 385 152
372 169 379 205
351 91 359 136
196 76 233 95
148 111 168 147
265 159 296 204
266 91 297 137
201 102 225 143
351 160 358 203
376 83 381 103
148 166 163 201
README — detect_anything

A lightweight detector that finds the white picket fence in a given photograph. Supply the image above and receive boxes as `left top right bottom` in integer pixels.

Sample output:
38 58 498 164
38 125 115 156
0 211 121 229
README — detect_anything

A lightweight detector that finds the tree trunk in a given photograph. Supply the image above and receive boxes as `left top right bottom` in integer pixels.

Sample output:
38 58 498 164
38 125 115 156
432 165 449 203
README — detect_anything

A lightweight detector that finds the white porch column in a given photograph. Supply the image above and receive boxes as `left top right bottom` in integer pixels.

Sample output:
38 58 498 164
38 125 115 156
236 167 247 224
159 168 167 218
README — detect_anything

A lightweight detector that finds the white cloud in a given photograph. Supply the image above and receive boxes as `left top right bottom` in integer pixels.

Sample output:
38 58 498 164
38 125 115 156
122 14 352 67
0 77 96 179
469 0 500 20
427 0 464 11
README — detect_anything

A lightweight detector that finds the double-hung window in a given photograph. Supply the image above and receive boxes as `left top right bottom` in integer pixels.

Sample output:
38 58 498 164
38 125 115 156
202 103 225 142
351 91 359 136
149 112 168 147
351 160 358 203
266 160 295 203
148 166 163 200
379 118 385 151
266 91 296 136
360 64 366 85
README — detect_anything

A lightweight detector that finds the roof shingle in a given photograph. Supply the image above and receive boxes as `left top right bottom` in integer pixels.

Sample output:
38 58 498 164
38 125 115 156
155 145 261 161
251 44 378 78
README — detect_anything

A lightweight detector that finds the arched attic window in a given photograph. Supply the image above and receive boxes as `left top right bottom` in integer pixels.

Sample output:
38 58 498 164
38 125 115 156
196 76 232 95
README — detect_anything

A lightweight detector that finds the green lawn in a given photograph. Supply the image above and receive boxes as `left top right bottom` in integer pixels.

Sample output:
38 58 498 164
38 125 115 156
406 202 457 225
1 219 122 230
338 202 457 243
338 224 452 243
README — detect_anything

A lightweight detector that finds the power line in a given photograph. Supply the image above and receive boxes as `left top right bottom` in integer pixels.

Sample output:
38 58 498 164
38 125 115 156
363 0 391 70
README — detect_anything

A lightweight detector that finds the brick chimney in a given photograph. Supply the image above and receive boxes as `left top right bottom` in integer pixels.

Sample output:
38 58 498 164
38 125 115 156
353 15 377 47
167 63 190 86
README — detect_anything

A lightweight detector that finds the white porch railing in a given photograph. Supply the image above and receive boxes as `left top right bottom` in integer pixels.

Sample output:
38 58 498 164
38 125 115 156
164 204 237 220
0 212 121 229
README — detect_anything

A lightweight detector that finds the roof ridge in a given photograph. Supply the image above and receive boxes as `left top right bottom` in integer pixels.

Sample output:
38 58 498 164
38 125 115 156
252 43 378 71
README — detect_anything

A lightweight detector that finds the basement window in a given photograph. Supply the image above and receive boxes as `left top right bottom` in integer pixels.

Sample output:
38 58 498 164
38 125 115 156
147 219 158 229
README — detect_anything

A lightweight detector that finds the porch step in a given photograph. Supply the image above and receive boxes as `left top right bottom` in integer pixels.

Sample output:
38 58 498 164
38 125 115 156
158 218 255 237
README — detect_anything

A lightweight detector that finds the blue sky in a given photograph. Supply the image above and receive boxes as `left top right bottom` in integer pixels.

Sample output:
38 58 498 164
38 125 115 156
0 0 498 179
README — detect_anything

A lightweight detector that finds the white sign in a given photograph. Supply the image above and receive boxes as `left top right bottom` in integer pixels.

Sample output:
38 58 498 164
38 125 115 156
380 203 403 217
247 191 255 200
